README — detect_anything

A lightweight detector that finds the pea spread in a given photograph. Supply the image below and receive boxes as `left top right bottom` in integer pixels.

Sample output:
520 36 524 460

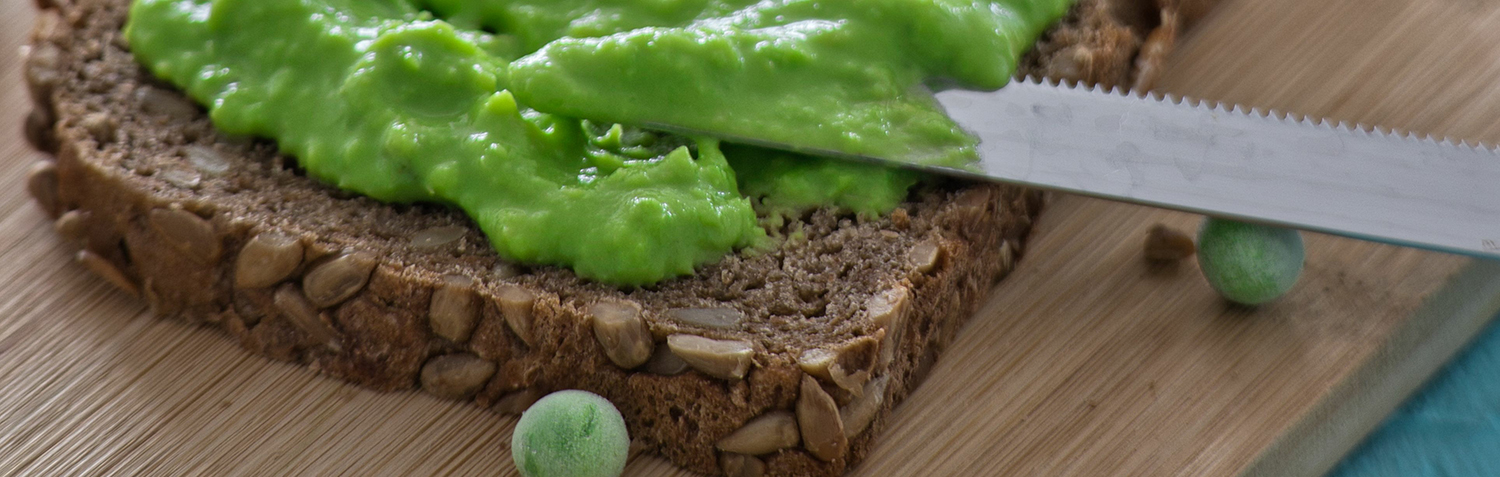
125 0 1073 285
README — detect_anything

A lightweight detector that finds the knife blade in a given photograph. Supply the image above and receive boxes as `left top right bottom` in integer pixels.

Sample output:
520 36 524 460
650 77 1500 260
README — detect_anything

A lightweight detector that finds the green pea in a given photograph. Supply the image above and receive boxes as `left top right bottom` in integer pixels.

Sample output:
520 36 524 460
1196 218 1304 305
512 390 630 477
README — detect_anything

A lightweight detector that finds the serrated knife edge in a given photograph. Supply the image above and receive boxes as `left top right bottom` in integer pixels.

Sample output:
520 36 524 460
933 77 1500 259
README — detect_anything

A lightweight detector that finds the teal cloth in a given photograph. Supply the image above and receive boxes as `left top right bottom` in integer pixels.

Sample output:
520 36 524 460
1329 313 1500 476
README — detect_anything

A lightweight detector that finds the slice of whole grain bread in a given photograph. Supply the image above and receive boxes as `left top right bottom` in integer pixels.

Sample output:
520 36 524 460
21 0 1212 475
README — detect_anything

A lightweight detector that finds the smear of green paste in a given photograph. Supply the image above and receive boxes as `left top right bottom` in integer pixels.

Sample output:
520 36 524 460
125 0 1072 285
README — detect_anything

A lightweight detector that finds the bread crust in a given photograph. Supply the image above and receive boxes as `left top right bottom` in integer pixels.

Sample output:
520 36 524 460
22 0 1203 474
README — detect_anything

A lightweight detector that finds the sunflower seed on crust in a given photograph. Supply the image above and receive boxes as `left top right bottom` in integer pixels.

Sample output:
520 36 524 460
797 374 847 462
429 275 478 343
908 239 943 274
54 209 90 243
493 388 543 415
590 300 653 369
642 341 691 376
234 233 304 289
668 334 755 381
840 375 891 439
496 285 538 346
76 249 137 296
797 334 881 396
420 354 496 400
865 287 911 368
716 410 799 455
24 109 54 151
663 307 745 330
26 161 60 218
272 283 339 348
302 251 375 308
147 207 221 263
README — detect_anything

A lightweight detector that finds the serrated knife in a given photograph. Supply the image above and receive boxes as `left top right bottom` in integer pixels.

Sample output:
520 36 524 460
652 78 1500 260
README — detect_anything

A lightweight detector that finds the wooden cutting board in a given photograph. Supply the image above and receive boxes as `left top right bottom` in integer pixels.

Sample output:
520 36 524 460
4 0 1500 475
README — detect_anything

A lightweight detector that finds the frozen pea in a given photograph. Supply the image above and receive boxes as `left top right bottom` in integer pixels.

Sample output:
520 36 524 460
512 390 630 477
1196 218 1304 305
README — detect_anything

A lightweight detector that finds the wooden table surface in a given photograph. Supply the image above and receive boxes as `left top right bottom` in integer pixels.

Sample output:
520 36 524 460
4 0 1500 475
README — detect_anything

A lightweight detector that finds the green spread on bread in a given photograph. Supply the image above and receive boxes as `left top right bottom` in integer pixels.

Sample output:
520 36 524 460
124 0 1074 285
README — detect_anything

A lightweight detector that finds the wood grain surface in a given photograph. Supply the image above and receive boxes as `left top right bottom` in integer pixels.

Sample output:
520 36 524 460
4 0 1500 475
